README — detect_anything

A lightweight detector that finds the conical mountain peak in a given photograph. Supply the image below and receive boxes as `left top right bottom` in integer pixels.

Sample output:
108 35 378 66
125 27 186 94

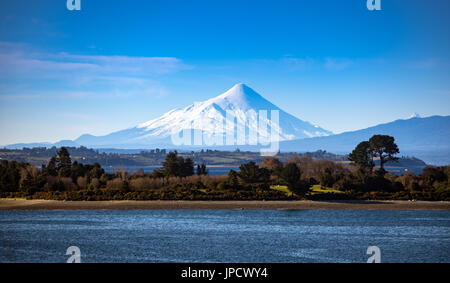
220 83 261 99
209 83 278 111
227 83 251 94
75 84 333 147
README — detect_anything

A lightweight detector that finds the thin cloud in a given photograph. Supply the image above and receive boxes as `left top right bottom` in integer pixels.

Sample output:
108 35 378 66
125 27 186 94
324 58 354 70
0 42 191 99
0 49 190 77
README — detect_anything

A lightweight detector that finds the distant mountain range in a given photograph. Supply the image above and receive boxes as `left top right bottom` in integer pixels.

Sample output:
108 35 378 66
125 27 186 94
3 84 449 165
280 115 450 165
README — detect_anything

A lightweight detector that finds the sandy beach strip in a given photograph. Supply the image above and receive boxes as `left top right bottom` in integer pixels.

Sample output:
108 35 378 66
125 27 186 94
0 199 449 210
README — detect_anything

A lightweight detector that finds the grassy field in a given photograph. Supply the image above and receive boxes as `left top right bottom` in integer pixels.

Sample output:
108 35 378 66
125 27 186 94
309 185 344 195
270 184 345 196
270 185 293 196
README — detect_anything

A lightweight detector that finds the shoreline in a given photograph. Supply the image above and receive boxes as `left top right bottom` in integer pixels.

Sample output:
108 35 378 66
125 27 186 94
0 199 449 211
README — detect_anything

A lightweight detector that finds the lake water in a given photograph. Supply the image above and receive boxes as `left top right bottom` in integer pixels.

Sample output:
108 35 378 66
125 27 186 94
0 210 449 263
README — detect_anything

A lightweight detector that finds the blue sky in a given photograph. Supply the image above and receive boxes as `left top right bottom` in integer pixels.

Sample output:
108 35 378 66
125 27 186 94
0 0 449 144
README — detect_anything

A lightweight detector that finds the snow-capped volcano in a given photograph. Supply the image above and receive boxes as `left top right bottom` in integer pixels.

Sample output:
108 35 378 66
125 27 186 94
75 84 332 148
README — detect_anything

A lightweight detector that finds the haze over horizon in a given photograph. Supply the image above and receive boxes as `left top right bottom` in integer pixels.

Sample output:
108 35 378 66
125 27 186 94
0 0 449 145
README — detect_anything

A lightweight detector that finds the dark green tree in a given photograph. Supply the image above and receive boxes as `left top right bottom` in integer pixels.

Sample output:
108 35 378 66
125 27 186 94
70 161 86 182
162 151 194 178
42 156 58 176
280 163 309 196
238 161 270 184
56 147 72 177
369 135 399 171
227 169 239 189
162 151 180 177
181 157 194 177
88 163 104 179
348 141 374 171
20 171 46 195
280 163 301 190
0 160 21 192
196 164 208 176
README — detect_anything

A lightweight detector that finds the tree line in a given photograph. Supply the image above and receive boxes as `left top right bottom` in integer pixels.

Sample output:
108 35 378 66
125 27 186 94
0 135 448 201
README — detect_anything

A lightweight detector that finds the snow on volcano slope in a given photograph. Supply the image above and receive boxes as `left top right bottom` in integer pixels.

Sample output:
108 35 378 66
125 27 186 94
75 84 332 148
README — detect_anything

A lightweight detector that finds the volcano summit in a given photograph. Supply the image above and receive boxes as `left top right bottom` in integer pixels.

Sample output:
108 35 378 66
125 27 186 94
74 84 331 148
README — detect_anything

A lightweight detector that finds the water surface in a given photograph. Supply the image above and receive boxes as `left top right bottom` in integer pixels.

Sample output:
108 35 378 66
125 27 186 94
0 210 449 263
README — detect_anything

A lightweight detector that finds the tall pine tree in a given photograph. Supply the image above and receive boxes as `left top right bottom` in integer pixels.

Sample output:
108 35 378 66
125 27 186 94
57 147 72 177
